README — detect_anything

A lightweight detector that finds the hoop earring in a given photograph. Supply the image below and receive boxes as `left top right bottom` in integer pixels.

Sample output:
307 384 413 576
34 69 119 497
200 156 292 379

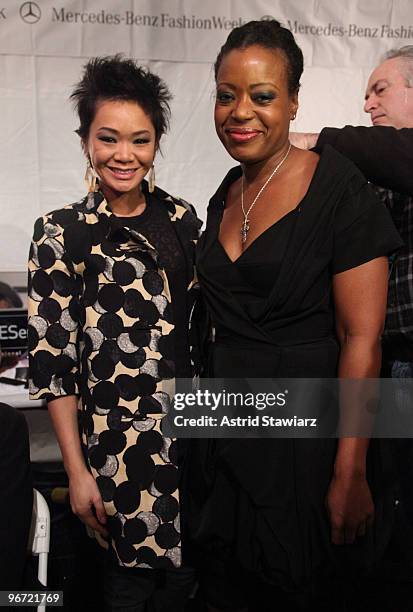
84 158 98 193
148 165 155 193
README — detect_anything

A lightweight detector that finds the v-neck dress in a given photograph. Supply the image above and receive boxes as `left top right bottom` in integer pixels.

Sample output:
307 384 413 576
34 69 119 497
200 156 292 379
187 146 403 606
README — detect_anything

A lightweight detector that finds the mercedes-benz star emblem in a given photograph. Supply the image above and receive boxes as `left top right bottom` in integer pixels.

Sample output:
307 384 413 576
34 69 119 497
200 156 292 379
20 1 41 24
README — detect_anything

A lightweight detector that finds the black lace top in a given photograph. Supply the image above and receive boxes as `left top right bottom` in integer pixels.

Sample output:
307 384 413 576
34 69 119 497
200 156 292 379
116 191 191 378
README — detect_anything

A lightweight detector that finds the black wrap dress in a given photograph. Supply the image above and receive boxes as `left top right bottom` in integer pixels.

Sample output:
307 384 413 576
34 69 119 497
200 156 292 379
188 146 403 608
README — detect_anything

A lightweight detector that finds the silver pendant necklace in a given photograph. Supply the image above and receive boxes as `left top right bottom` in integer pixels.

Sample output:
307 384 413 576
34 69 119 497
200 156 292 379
241 142 292 244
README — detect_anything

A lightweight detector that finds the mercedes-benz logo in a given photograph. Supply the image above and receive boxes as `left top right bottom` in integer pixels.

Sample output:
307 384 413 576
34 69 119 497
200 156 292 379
20 2 41 24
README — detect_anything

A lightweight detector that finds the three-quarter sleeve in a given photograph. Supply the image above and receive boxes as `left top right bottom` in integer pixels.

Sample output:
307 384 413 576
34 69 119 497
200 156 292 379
28 215 80 400
332 174 403 274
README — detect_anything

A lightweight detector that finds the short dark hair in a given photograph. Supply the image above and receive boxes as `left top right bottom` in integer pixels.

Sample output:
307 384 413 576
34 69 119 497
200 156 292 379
70 55 172 144
214 19 303 95
0 282 22 308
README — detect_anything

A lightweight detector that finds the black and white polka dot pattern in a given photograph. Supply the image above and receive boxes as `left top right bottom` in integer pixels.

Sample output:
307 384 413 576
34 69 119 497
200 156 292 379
28 186 201 568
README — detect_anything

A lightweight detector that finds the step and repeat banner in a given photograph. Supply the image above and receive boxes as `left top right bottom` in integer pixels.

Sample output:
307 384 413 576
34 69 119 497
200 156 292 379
1 0 412 270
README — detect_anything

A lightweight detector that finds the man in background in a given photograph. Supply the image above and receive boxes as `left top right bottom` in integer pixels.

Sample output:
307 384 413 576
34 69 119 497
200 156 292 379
292 46 413 532
361 47 413 381
291 46 413 195
292 46 413 377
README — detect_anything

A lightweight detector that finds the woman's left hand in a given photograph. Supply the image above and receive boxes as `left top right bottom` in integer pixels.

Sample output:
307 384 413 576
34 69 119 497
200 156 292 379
326 472 374 545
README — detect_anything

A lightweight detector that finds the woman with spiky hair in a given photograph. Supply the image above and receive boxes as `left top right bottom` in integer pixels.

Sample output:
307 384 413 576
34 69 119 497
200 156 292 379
28 55 200 610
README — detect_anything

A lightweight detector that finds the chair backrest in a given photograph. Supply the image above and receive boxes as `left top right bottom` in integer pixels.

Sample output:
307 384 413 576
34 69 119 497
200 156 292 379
28 488 50 609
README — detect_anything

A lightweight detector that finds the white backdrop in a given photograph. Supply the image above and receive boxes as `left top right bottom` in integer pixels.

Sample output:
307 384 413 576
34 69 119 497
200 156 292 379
1 0 413 271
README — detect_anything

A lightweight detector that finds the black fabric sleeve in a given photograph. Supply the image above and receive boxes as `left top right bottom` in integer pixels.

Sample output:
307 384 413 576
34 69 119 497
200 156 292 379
332 175 403 274
316 126 413 196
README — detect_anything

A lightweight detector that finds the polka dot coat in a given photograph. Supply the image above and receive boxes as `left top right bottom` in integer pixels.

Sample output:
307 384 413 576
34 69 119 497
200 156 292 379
28 186 202 568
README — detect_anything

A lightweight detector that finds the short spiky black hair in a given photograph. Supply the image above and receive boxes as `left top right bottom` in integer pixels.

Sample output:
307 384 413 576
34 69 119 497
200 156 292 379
214 19 303 95
70 55 172 144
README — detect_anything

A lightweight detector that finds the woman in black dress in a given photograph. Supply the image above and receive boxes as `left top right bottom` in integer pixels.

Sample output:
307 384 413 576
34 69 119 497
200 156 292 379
188 20 402 611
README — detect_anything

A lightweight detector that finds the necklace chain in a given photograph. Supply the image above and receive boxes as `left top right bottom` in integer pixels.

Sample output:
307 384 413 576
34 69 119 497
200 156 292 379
240 143 292 244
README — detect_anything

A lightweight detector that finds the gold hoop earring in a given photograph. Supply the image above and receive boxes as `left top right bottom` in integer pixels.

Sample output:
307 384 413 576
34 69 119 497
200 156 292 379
84 158 98 193
148 165 155 193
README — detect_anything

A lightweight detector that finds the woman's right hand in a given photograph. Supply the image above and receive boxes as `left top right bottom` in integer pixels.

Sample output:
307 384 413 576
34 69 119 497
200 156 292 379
69 469 108 538
46 397 109 538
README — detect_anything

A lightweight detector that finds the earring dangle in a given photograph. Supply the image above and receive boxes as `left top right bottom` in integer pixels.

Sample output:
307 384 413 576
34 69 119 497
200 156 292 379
148 165 155 193
84 158 98 193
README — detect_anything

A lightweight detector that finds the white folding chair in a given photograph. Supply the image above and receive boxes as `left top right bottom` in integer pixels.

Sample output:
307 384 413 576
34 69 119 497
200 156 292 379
29 489 50 612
